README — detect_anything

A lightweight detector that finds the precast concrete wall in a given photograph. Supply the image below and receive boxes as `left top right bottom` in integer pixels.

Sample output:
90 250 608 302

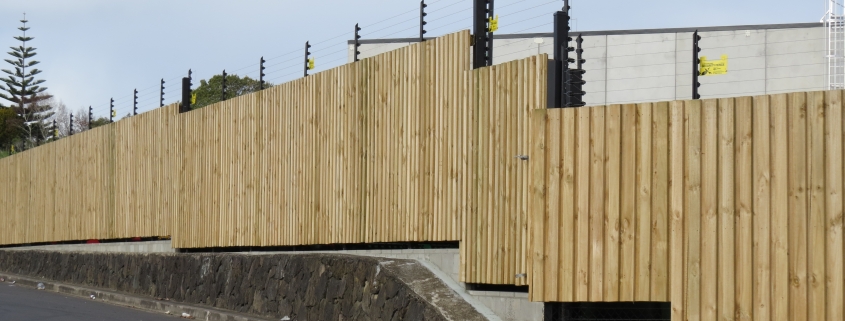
351 23 824 105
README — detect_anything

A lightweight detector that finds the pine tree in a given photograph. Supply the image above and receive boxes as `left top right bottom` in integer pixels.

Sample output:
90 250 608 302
0 15 54 146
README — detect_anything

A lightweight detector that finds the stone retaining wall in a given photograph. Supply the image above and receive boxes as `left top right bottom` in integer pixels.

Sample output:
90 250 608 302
0 250 486 321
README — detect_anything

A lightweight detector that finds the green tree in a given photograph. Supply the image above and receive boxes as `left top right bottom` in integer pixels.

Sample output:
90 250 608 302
191 74 270 109
90 117 109 129
0 107 23 150
0 16 53 146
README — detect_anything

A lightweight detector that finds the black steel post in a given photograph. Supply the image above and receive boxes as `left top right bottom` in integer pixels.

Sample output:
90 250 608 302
304 41 311 77
181 78 191 112
52 119 57 140
160 78 165 107
486 0 494 67
472 0 488 69
88 106 93 130
133 89 138 116
354 24 362 62
553 12 564 107
553 3 573 108
259 56 266 90
109 98 114 122
221 69 227 102
69 113 74 135
420 0 428 42
692 30 702 100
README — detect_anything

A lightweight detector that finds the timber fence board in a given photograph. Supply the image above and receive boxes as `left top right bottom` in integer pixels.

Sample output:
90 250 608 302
529 90 845 321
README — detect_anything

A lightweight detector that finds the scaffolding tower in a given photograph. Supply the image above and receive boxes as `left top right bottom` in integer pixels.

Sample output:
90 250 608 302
826 0 845 89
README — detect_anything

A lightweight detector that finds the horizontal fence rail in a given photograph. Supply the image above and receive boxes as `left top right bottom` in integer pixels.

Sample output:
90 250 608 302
530 90 845 320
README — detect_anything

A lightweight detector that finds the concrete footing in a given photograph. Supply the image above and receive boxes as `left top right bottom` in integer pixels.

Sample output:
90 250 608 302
4 240 174 253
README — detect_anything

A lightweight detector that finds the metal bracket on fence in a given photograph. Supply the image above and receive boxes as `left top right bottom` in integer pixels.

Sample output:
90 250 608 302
133 89 138 116
304 41 312 77
693 30 702 100
160 78 165 107
514 154 529 161
420 0 428 42
354 24 362 62
221 69 227 102
259 57 266 90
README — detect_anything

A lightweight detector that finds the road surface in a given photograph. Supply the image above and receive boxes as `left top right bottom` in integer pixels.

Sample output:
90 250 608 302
0 282 178 321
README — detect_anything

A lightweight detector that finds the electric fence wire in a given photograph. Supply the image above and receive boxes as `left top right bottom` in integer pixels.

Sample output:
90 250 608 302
85 74 183 118
520 39 828 75
358 4 475 55
263 0 447 63
260 2 455 83
346 0 559 64
261 0 469 81
89 0 826 117
430 0 559 42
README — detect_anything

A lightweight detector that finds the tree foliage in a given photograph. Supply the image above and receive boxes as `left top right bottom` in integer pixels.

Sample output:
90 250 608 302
0 17 48 108
0 107 23 149
191 74 270 109
90 117 110 129
0 16 53 149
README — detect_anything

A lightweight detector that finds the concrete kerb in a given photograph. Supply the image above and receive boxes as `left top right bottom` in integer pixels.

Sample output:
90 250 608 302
0 272 272 321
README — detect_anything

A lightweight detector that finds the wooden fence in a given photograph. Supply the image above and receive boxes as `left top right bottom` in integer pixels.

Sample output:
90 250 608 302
9 29 843 319
0 104 178 245
174 31 548 287
529 91 845 320
0 31 546 288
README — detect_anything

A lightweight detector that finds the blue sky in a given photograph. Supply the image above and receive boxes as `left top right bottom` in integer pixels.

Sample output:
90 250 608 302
0 0 819 119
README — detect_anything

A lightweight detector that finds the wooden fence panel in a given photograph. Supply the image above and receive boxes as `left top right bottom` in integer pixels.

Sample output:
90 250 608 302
0 105 177 245
529 90 845 321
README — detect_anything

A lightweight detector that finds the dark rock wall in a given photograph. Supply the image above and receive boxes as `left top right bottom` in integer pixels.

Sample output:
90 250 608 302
0 251 477 321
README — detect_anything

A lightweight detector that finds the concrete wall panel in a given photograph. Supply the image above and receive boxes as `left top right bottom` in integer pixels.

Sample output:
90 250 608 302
354 23 826 105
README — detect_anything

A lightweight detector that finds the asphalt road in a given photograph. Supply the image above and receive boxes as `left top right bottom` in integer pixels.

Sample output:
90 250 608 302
0 282 178 321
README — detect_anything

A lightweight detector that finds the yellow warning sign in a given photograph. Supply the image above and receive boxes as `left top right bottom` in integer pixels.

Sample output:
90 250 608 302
488 15 499 32
308 58 315 70
699 55 728 76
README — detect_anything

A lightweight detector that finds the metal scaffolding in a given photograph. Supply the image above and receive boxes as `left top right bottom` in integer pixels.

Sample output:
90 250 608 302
825 0 845 89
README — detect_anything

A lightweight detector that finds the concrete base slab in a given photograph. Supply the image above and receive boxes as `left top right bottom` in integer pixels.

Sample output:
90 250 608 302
4 240 175 253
